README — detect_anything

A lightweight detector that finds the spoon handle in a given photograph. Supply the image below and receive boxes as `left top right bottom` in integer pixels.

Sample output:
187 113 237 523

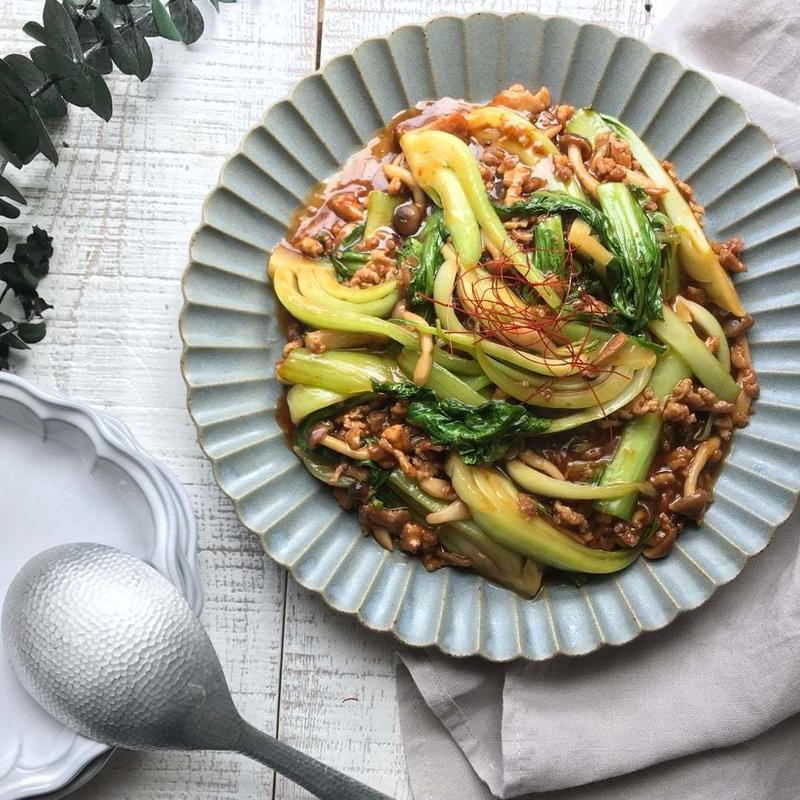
236 721 393 800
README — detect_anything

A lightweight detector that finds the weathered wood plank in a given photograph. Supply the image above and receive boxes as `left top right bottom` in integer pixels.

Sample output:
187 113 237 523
2 1 318 798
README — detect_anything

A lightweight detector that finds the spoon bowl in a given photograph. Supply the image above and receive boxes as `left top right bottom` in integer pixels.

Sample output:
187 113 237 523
2 543 390 799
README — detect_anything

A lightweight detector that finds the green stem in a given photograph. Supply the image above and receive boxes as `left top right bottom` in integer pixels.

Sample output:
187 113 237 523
594 350 692 520
30 80 54 98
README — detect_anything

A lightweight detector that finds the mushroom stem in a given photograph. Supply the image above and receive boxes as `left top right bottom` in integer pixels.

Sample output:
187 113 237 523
319 435 371 461
372 526 394 552
643 525 678 559
624 168 668 197
418 477 458 501
566 144 599 197
518 449 566 481
683 436 721 497
402 310 434 386
382 163 426 209
426 500 472 525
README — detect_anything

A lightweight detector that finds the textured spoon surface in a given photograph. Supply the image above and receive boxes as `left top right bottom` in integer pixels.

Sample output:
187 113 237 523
2 543 390 799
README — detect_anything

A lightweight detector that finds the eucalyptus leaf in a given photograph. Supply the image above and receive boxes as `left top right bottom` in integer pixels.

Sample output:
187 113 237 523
0 228 7 256
152 0 182 40
0 200 21 220
86 44 114 75
77 20 113 75
93 5 139 74
42 0 84 61
0 330 30 351
168 0 204 45
31 46 96 108
17 321 47 344
125 25 153 80
4 54 68 119
0 61 40 166
0 176 27 206
0 262 37 294
86 67 113 120
22 21 52 47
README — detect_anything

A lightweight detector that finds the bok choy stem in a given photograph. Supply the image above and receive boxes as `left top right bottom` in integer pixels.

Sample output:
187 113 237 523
594 349 692 520
386 471 543 597
447 455 641 573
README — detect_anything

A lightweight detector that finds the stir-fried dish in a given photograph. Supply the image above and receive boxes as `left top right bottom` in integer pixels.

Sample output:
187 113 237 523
270 84 757 597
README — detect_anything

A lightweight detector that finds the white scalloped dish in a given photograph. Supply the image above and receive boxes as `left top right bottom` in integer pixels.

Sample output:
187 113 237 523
0 373 202 800
181 12 800 661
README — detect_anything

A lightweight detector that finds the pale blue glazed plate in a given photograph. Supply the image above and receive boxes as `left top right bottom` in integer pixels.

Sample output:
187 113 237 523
180 12 800 661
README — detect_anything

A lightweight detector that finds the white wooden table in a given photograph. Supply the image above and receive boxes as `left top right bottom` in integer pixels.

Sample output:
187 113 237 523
4 0 676 797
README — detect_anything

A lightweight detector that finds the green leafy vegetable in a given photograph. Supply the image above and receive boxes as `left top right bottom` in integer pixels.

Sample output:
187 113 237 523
373 381 550 464
399 208 447 319
596 182 662 332
649 209 680 300
328 222 369 280
492 191 607 237
532 216 565 278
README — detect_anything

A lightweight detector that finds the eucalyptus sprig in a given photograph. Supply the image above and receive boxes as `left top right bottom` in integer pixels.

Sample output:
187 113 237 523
0 0 235 366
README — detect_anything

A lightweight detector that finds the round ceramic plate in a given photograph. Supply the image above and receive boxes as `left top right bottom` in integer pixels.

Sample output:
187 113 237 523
180 12 800 661
0 372 202 800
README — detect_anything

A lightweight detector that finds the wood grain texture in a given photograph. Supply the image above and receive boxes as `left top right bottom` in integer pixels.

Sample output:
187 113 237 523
4 1 316 799
1 0 677 798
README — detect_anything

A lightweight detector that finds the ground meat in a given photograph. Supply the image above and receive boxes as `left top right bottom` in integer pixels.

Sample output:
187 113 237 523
328 192 364 223
607 133 633 168
665 445 693 472
359 504 411 535
662 400 697 424
589 132 631 181
348 251 397 287
382 423 411 451
502 162 542 204
712 237 746 273
399 521 438 554
617 388 659 419
553 500 588 532
667 378 735 414
480 146 506 168
740 366 759 398
517 493 538 517
661 160 694 201
613 512 644 548
713 413 735 441
491 84 550 115
554 104 575 126
552 153 573 182
591 155 627 182
422 548 472 570
296 236 323 258
478 162 494 190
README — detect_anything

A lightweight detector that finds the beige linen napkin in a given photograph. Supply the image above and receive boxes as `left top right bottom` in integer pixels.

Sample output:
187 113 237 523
398 2 800 797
